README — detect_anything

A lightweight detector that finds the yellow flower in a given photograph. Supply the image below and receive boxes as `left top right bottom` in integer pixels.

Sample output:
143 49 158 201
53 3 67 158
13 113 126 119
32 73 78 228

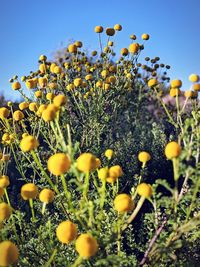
68 44 77 53
13 110 24 121
85 74 93 81
148 78 158 88
114 194 134 212
48 82 57 90
0 107 10 119
0 175 10 188
0 202 12 221
0 188 4 198
95 157 101 169
38 77 48 87
109 165 123 178
39 63 46 73
130 34 136 40
0 241 19 266
42 109 56 122
38 104 47 114
53 66 62 74
106 28 115 36
105 149 114 160
137 183 153 198
29 102 38 112
170 79 182 88
35 90 42 98
184 91 193 98
94 26 103 33
74 78 82 87
165 141 181 159
114 24 122 31
141 33 150 40
75 233 98 258
101 70 109 78
193 83 200 91
189 74 199 83
20 135 39 152
11 81 21 90
39 55 47 61
56 221 77 244
138 151 151 163
25 79 35 89
129 43 140 54
169 88 181 97
39 189 55 203
120 48 129 56
53 94 67 107
98 167 109 181
47 153 71 175
21 183 38 200
76 153 96 173
19 102 29 110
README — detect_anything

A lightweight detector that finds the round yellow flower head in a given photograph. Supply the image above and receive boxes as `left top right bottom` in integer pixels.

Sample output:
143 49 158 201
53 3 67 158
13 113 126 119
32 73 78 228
142 33 150 40
38 77 48 88
39 63 46 73
0 175 10 188
21 183 38 200
130 34 137 40
169 88 181 97
74 78 82 87
98 167 109 181
56 221 77 244
0 241 19 266
114 24 122 31
0 188 4 198
148 78 158 88
193 83 200 91
101 69 109 78
129 43 140 54
94 25 103 33
105 149 114 160
165 141 181 159
38 104 47 115
47 153 71 175
53 94 67 107
121 48 129 56
0 107 10 119
13 110 24 121
39 54 47 61
12 81 21 90
39 189 55 203
19 102 29 110
170 79 182 88
137 183 153 198
106 28 115 36
46 92 55 101
75 233 98 258
138 151 151 163
0 202 12 221
189 74 199 83
85 74 93 81
48 82 57 90
25 79 35 89
20 135 39 152
53 66 62 74
76 153 96 173
68 44 77 53
42 109 56 122
109 165 123 178
114 194 134 212
29 102 38 112
35 90 42 98
184 90 193 98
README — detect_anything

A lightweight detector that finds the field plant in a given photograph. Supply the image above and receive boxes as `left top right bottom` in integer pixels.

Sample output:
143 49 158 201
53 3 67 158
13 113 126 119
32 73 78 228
0 24 199 267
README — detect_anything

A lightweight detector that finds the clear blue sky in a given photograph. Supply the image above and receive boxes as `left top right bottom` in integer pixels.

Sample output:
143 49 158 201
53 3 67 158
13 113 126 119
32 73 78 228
0 0 199 101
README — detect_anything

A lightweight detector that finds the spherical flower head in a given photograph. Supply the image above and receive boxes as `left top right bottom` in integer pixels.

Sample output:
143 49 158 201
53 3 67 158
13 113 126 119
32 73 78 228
120 48 129 56
138 151 151 163
53 66 62 74
39 63 46 73
42 109 56 122
56 221 77 244
74 78 82 87
137 183 153 198
101 70 109 78
75 233 98 258
170 79 182 88
94 25 103 33
29 102 38 112
0 241 19 266
165 141 181 159
129 43 140 54
105 149 114 160
193 83 200 91
0 175 10 188
19 102 29 110
98 167 108 181
148 78 158 88
76 153 96 173
20 135 39 152
68 44 77 53
114 24 122 31
114 194 134 212
12 81 21 90
38 77 48 88
39 188 55 203
189 74 199 83
169 88 181 97
13 110 24 121
25 79 35 89
0 202 12 221
106 28 115 36
47 153 71 175
0 107 10 120
141 33 150 40
53 94 67 107
184 90 193 98
39 54 47 61
21 183 38 200
108 165 123 178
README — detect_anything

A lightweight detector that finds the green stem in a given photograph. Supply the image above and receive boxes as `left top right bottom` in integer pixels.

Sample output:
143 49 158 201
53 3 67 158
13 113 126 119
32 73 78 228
44 249 57 267
4 188 11 206
71 256 83 267
29 198 35 221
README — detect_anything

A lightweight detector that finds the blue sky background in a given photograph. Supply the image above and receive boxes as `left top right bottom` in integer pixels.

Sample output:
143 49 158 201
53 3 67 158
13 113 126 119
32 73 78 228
0 0 199 101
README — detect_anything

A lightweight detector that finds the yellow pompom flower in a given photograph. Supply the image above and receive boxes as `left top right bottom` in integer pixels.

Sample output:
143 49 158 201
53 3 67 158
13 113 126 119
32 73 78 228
165 141 181 159
98 167 109 181
129 43 140 54
19 102 29 110
169 88 181 97
0 241 19 266
189 74 199 83
85 74 93 81
94 25 103 33
29 102 38 112
74 78 82 87
137 183 153 198
42 109 56 122
39 54 47 61
75 233 98 258
68 44 77 53
114 24 122 31
53 94 67 107
193 83 200 91
13 110 24 121
48 82 57 90
141 33 150 40
39 63 46 73
170 79 182 88
148 78 158 88
38 104 47 114
120 48 129 56
76 153 96 173
35 90 42 98
47 153 71 175
56 221 77 244
106 28 115 36
101 70 109 78
21 183 38 200
0 203 12 221
0 175 10 188
0 107 10 119
20 135 39 152
38 77 48 88
39 189 55 203
114 194 134 212
12 81 21 90
108 165 123 178
75 41 83 48
105 149 114 160
184 91 193 98
138 151 151 163
25 79 35 89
